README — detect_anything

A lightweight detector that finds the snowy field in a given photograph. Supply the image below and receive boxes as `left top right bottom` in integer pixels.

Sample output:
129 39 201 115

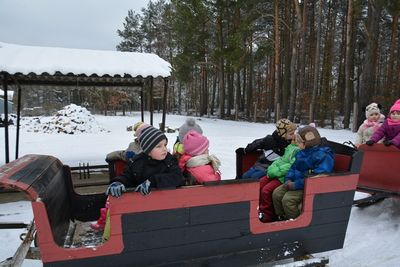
0 112 399 266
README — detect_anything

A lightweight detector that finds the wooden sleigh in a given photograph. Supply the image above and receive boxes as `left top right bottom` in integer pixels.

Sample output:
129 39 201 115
351 144 400 207
0 140 359 266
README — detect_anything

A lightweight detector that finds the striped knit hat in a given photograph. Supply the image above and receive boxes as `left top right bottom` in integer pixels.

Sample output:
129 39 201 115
138 126 167 154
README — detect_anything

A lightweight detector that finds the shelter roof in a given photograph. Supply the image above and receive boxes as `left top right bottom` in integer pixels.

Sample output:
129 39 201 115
0 42 171 82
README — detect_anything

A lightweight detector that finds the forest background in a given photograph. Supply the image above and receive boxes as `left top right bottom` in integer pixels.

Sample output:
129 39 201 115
14 0 400 130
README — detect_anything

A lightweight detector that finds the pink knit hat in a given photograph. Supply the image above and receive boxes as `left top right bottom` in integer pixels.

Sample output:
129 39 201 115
390 99 400 113
183 130 209 156
135 123 150 137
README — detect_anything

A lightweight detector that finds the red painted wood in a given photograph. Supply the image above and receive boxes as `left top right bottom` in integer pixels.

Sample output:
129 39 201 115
358 144 400 193
33 200 124 263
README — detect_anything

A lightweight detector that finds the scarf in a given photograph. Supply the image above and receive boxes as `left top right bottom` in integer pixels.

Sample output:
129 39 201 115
186 154 221 171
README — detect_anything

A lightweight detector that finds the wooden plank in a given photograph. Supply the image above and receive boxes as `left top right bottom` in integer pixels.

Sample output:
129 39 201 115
0 221 36 267
312 191 355 210
122 219 249 251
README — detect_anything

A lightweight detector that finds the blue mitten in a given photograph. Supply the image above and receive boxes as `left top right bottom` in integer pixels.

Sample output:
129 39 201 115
105 182 126 197
135 180 151 195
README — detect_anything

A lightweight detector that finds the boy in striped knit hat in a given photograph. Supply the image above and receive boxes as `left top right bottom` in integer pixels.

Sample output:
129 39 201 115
93 126 184 232
106 125 184 197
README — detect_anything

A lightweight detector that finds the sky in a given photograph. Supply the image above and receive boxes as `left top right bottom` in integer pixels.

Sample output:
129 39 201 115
0 0 149 51
0 112 399 266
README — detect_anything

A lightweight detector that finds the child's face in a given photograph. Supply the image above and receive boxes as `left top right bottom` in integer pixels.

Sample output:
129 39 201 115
285 130 296 141
148 139 168 161
297 142 306 150
391 110 400 121
368 112 380 122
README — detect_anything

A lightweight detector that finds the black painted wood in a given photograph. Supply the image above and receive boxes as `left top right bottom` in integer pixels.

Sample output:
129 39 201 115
43 182 355 267
8 156 57 184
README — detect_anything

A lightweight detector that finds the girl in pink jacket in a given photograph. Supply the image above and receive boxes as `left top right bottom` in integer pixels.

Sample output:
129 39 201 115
179 130 221 184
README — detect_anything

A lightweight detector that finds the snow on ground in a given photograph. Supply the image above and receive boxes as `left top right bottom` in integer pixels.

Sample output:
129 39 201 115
0 112 399 266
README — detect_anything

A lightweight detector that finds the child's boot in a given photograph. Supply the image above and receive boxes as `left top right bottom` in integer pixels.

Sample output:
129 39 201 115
90 207 107 231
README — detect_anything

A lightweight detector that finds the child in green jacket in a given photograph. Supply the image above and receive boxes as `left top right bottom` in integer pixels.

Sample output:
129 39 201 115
258 142 300 222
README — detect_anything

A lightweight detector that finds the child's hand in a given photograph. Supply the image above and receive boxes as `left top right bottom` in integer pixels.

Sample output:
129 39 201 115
365 140 374 146
105 182 126 197
135 179 151 195
383 140 393 146
285 181 296 190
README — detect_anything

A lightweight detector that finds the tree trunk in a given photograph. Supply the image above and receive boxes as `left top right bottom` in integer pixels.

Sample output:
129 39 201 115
289 0 301 121
344 0 354 129
358 0 383 128
311 0 322 123
273 0 280 122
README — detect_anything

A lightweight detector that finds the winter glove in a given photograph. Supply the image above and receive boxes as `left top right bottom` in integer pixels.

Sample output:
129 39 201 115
285 181 296 190
365 140 375 146
135 179 151 195
383 140 393 146
235 148 246 155
105 182 126 197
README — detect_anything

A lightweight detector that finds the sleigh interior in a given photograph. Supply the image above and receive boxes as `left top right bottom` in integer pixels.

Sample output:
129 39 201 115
0 140 358 266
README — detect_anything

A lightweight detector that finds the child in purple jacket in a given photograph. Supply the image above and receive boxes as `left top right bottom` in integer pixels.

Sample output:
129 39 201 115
367 99 400 149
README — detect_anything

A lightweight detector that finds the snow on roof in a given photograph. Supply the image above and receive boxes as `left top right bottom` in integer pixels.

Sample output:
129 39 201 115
0 42 171 78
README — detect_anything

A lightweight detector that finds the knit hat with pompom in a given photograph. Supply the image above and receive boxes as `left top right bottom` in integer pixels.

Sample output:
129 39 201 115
276 119 297 138
390 99 400 113
179 118 203 142
138 126 167 154
365 103 381 119
183 130 209 156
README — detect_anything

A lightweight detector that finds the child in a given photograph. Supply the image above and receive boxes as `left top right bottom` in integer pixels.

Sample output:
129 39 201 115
179 130 221 184
367 99 400 149
258 139 300 222
91 122 151 230
272 126 334 220
355 103 385 147
92 126 184 232
173 118 203 159
105 121 150 162
240 119 297 179
106 125 184 197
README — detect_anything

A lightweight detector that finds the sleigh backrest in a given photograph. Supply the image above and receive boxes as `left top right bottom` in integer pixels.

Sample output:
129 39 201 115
0 155 73 246
352 144 400 194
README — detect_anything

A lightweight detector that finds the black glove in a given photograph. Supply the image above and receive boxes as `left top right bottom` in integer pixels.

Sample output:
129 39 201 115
235 148 246 155
135 179 151 195
383 140 393 146
365 140 374 146
105 182 126 197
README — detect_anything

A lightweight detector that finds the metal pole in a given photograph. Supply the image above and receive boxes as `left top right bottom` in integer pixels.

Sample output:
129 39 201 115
161 78 168 132
2 73 10 163
15 80 22 159
150 77 154 126
140 84 144 122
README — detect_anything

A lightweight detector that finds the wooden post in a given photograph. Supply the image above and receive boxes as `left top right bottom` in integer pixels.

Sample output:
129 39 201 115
140 84 144 122
276 102 280 122
161 78 168 132
253 103 257 122
3 221 36 267
2 73 10 163
352 102 358 132
150 77 154 126
15 80 22 159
